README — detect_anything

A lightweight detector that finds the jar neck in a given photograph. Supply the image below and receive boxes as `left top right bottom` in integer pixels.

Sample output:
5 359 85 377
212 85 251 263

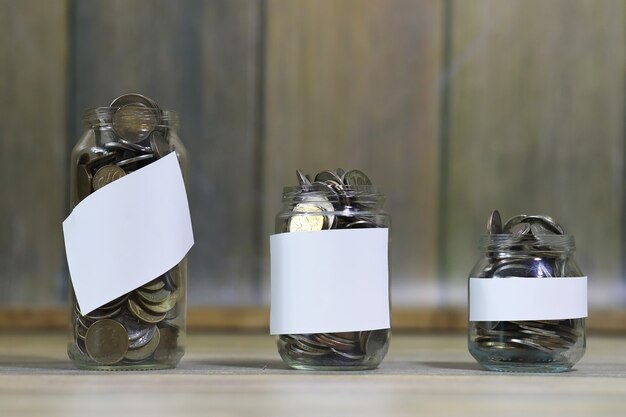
479 234 576 255
282 185 385 211
82 107 179 130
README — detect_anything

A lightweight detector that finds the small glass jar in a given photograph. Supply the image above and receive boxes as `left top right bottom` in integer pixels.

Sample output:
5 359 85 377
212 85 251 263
67 96 187 370
468 232 586 372
273 171 391 371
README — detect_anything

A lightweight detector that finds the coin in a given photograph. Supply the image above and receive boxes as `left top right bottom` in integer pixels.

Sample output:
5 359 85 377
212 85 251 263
342 169 372 186
125 327 161 361
92 165 126 191
296 169 311 187
137 291 178 314
136 287 172 304
85 319 129 365
112 103 158 142
110 93 160 109
116 153 155 168
128 297 167 323
487 209 502 235
314 170 342 184
150 131 171 158
153 326 180 362
288 204 325 232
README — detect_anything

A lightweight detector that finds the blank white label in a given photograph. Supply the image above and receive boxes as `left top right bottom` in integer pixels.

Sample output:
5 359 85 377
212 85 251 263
63 152 194 315
469 277 588 321
270 228 389 335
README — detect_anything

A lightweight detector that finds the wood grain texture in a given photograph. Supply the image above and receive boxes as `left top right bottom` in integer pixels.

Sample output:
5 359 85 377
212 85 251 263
262 0 443 306
0 0 68 305
1 333 626 416
73 0 262 305
443 0 626 305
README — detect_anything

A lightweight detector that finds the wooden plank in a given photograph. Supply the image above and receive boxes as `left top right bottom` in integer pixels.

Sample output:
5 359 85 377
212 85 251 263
444 0 626 305
263 0 443 306
3 307 624 333
0 1 68 305
73 0 262 305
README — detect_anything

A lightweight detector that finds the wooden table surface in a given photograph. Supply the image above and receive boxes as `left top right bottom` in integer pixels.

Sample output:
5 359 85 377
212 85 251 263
1 332 625 416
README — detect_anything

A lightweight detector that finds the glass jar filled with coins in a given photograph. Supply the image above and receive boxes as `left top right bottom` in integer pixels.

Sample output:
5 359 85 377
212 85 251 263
272 169 391 370
67 94 188 370
468 210 587 372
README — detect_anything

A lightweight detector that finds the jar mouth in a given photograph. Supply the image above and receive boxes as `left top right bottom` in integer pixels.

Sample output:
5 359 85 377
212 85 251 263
282 185 384 205
479 234 576 252
82 107 179 129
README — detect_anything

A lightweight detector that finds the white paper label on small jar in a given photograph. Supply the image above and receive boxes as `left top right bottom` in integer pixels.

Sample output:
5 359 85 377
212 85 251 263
270 228 390 335
469 277 588 321
63 152 194 315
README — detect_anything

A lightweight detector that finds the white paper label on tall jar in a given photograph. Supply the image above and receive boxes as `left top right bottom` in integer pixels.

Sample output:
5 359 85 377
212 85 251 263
469 277 588 321
270 228 390 335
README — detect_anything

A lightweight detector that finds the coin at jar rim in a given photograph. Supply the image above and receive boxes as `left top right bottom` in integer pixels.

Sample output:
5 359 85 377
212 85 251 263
296 169 312 187
287 204 326 232
314 170 343 184
342 169 372 186
110 93 160 110
525 215 565 235
112 103 158 143
509 222 531 237
345 220 378 229
92 165 126 191
125 327 161 361
85 305 124 321
487 209 502 235
85 319 129 365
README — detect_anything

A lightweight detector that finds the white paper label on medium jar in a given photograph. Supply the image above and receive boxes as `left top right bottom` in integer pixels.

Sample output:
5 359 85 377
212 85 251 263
469 277 588 321
63 152 194 315
270 228 390 335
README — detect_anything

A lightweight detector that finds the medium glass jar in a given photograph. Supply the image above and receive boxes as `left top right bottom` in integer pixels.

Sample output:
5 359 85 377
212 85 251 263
272 169 391 371
468 213 586 372
67 94 188 370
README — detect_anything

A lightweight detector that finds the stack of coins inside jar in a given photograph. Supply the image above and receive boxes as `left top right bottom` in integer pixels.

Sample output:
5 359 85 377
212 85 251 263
275 168 391 370
468 210 586 372
69 94 186 369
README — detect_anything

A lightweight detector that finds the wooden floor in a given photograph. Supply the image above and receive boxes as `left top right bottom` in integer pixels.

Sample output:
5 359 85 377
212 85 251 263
1 332 625 416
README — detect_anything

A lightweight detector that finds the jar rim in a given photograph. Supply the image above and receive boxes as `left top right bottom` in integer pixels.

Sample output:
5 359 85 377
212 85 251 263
479 234 576 251
82 107 179 128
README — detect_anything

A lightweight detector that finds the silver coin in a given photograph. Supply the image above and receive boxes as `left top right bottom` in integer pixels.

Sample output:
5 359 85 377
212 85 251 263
487 210 502 235
116 153 156 168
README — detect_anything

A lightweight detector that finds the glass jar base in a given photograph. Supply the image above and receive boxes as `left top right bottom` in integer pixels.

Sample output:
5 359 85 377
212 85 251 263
478 361 573 373
73 363 177 371
284 362 381 371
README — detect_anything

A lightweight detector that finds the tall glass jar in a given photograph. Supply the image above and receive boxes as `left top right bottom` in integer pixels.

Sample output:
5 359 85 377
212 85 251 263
468 213 586 372
67 95 188 370
272 169 391 371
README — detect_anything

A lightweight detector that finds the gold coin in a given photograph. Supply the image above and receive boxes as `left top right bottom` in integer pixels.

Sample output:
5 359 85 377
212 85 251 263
85 319 129 365
128 297 167 323
141 277 166 291
138 290 179 314
92 165 126 191
153 326 180 363
288 204 325 232
125 327 161 361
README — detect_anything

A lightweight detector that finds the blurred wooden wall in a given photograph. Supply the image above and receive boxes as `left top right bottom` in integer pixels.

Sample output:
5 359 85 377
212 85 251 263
0 0 624 309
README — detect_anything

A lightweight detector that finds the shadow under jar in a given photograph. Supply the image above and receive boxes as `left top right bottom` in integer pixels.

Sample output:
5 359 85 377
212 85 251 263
67 97 188 370
272 170 391 371
468 213 586 373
